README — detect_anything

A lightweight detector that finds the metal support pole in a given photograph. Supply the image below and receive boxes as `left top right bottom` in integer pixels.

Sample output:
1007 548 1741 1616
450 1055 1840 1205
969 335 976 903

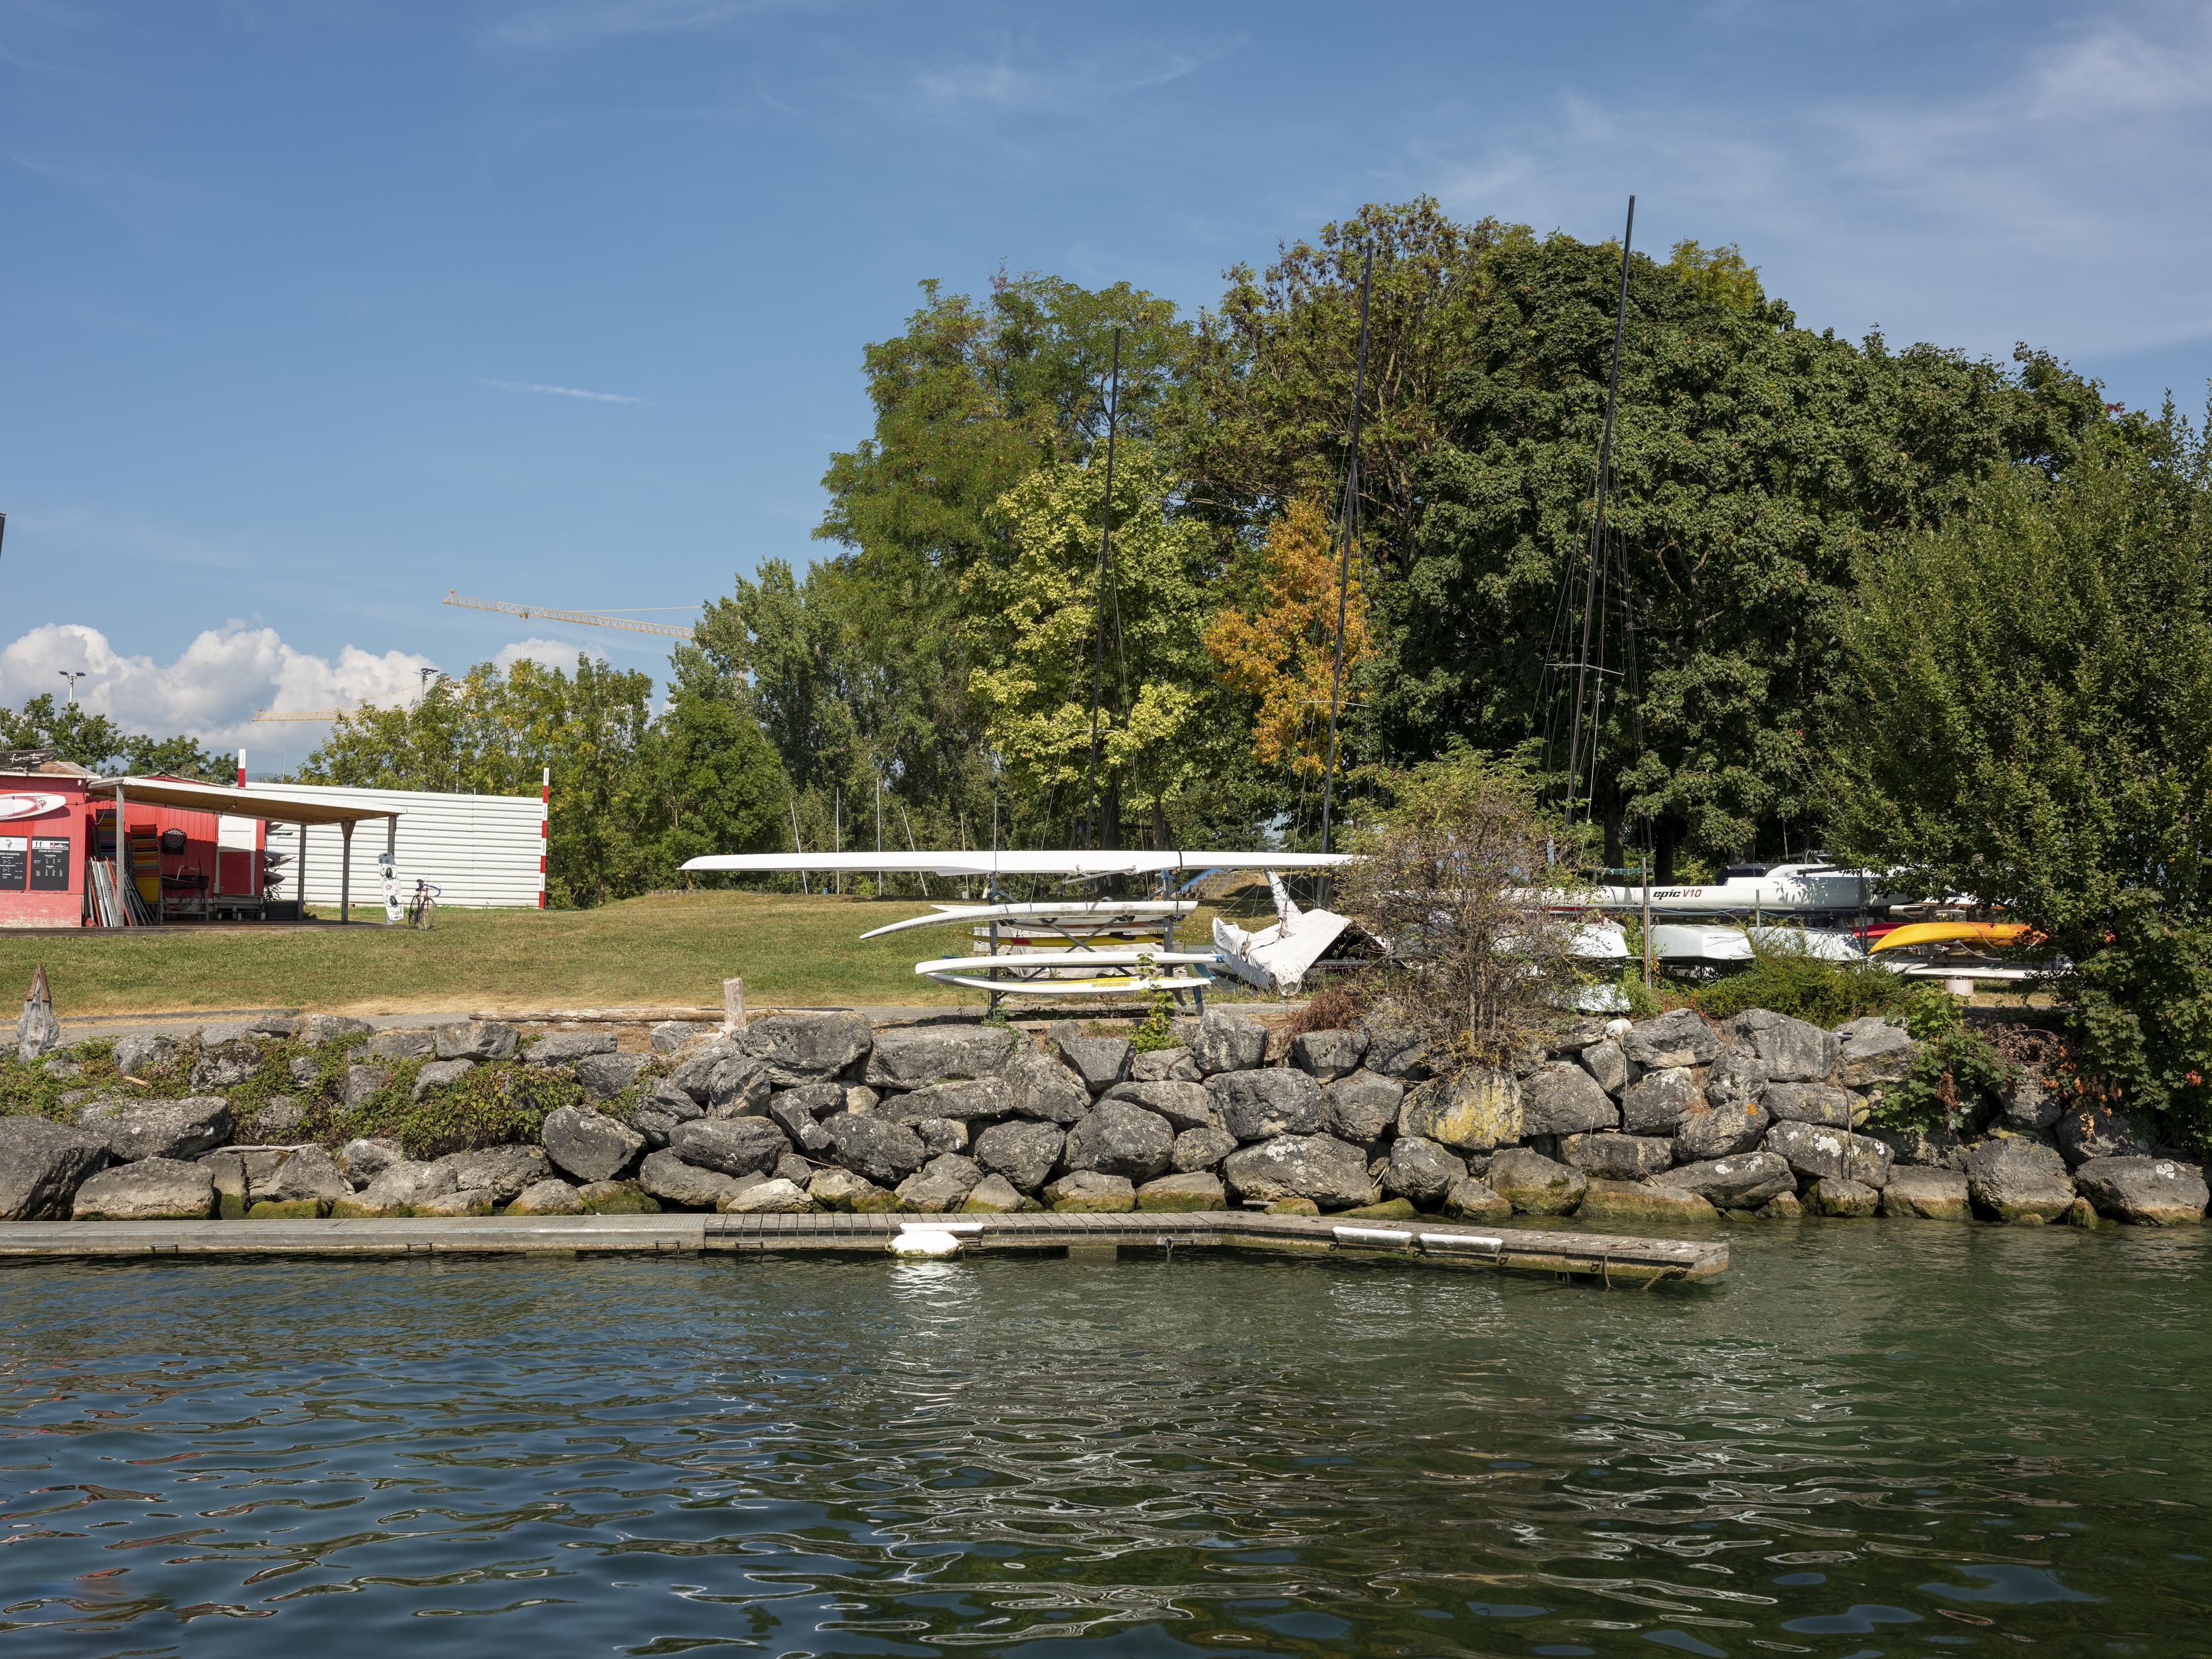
340 820 352 923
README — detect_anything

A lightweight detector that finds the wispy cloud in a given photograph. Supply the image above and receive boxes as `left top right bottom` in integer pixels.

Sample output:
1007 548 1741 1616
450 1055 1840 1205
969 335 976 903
488 0 802 49
480 377 652 405
902 36 1218 115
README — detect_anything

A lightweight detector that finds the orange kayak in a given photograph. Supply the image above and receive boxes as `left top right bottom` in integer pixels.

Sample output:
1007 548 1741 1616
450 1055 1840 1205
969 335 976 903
1870 921 2039 954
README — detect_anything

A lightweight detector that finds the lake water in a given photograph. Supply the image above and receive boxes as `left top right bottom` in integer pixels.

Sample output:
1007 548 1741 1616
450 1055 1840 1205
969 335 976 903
2 1223 2207 1657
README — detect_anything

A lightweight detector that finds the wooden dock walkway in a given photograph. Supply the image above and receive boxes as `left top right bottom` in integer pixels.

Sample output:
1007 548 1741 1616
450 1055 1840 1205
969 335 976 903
0 1211 1725 1285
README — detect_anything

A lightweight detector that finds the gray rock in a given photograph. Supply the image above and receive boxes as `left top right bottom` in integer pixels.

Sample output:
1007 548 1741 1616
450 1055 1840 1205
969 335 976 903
960 1173 1025 1212
431 1144 551 1202
332 1158 455 1216
1621 1008 1722 1069
721 1177 813 1214
668 1117 790 1179
1361 1027 1430 1078
77 1096 232 1163
1290 1029 1368 1080
774 1152 815 1185
999 1050 1094 1124
1996 1072 2062 1133
1189 1009 1268 1076
1732 1009 1838 1084
768 1095 836 1154
508 1178 588 1214
1130 1046 1201 1083
435 1021 519 1062
1222 1133 1374 1209
258 1145 351 1206
365 1029 436 1060
1806 1175 1880 1217
865 1023 1015 1089
1442 1175 1511 1220
113 1033 178 1078
973 1119 1067 1190
637 1148 750 1209
810 1167 895 1212
886 1076 1017 1125
543 1104 646 1183
630 1086 705 1149
2056 1106 2153 1167
1208 1068 1327 1141
909 1116 969 1155
1965 1137 2076 1223
821 1113 928 1188
577 1053 656 1101
72 1157 215 1220
1396 1070 1523 1153
1672 1100 1771 1163
895 1153 984 1212
1137 1171 1226 1211
0 1117 110 1219
526 1030 617 1063
1485 1147 1588 1215
197 1021 260 1047
2073 1156 2209 1226
740 1011 875 1084
1560 1131 1674 1181
413 1189 498 1217
190 1041 262 1092
1666 1151 1797 1210
1061 1100 1175 1182
1102 1080 1222 1132
1319 1072 1398 1143
1048 1022 1132 1091
1170 1125 1238 1173
297 1014 372 1045
1619 1066 1704 1135
650 1019 711 1054
1765 1119 1893 1188
411 1057 476 1100
287 1054 321 1087
338 1137 407 1186
845 1086 881 1115
667 1037 746 1102
772 1082 847 1118
1763 1082 1856 1128
249 1097 306 1137
1383 1136 1467 1205
1577 1178 1720 1226
13 985 60 1060
342 1063 391 1110
1879 1165 1971 1220
1578 1037 1632 1095
1045 1170 1136 1211
1835 1017 1917 1088
1521 1061 1619 1136
1868 1123 1967 1171
1704 1044 1767 1111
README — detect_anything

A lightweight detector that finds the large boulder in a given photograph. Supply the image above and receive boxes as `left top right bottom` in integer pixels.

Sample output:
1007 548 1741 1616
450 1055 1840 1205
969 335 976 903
1209 1069 1326 1141
2056 1106 2153 1167
113 1033 178 1078
972 1119 1066 1191
1964 1138 2076 1224
190 1041 261 1092
1666 1151 1796 1210
1382 1136 1467 1206
411 1058 475 1100
1621 1008 1722 1069
721 1177 814 1214
0 1117 109 1219
1222 1134 1374 1209
668 1118 791 1180
1578 1037 1632 1096
1763 1082 1856 1128
808 1167 897 1212
1578 1179 1718 1226
1807 1176 1880 1217
1171 1125 1238 1172
865 1023 1015 1090
76 1096 232 1163
1441 1175 1511 1221
435 1021 519 1062
1396 1070 1522 1154
365 1029 436 1060
909 1118 967 1156
2073 1156 2209 1226
650 1019 711 1054
1996 1072 2062 1133
1868 1122 1968 1171
1619 1067 1703 1135
1559 1131 1673 1181
1048 1023 1131 1092
1704 1045 1767 1111
741 1011 875 1084
1045 1171 1135 1212
1835 1018 1917 1088
638 1148 751 1209
1102 1080 1221 1133
1879 1166 1971 1220
630 1086 706 1149
1361 1027 1429 1079
886 1076 1018 1125
1188 1009 1268 1076
577 1054 655 1100
958 1174 1025 1213
1520 1062 1618 1136
666 1038 747 1103
543 1104 646 1183
1136 1171 1226 1212
342 1064 392 1110
72 1157 215 1220
995 1049 1092 1124
1290 1029 1367 1081
1130 1046 1201 1084
508 1179 587 1215
692 1056 772 1117
526 1031 617 1064
431 1144 551 1203
1485 1147 1587 1216
821 1113 928 1189
1061 1100 1175 1182
768 1094 836 1154
332 1158 457 1216
1672 1100 1770 1163
338 1137 407 1186
1325 1071 1404 1143
895 1153 984 1212
1765 1120 1893 1188
1732 1009 1838 1084
258 1146 350 1208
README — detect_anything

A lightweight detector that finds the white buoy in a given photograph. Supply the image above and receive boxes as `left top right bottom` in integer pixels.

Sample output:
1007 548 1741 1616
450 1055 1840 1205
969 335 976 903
889 1226 964 1256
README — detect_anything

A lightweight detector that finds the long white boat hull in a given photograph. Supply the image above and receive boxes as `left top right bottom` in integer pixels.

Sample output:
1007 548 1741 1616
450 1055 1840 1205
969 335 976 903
1524 863 1902 915
917 948 1217 997
859 900 1195 940
684 849 1350 879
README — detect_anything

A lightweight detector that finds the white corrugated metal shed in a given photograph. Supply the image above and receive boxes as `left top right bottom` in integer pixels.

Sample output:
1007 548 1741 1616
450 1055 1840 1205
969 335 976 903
248 782 544 909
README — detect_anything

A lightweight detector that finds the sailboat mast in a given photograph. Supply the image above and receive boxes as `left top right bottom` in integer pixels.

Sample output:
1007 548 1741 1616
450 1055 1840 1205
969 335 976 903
1564 194 1635 824
1317 246 1374 857
1081 328 1123 850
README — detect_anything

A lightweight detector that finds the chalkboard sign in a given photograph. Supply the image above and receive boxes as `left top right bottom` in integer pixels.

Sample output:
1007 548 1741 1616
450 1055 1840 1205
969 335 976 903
29 837 70 892
0 835 23 890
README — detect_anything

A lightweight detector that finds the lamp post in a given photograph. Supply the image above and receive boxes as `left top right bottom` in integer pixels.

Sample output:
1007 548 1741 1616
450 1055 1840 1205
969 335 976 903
58 671 86 705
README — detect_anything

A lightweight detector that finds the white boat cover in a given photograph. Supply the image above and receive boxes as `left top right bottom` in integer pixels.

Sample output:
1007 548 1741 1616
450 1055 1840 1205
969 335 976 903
682 849 1352 879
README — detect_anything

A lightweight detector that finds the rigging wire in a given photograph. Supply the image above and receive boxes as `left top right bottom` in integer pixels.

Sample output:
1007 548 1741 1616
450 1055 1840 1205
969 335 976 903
1317 245 1375 859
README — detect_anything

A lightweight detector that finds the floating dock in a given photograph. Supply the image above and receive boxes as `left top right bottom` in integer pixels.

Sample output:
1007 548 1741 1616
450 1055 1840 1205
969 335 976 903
0 1211 1725 1285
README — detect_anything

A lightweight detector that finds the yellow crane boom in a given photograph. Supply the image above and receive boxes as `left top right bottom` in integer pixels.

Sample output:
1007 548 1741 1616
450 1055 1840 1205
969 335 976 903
443 591 694 638
252 707 368 722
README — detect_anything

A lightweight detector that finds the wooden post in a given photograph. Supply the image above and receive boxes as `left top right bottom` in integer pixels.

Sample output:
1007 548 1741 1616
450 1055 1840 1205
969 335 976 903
340 820 353 924
722 977 747 1033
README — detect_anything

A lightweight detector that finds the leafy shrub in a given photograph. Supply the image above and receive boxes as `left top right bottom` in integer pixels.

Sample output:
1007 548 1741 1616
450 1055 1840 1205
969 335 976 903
1867 988 2010 1133
1690 950 1910 1027
1285 983 1367 1039
1129 983 1180 1052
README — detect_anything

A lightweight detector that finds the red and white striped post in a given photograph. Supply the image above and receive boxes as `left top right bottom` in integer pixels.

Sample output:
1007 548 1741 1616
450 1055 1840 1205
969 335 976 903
236 749 246 787
538 766 549 908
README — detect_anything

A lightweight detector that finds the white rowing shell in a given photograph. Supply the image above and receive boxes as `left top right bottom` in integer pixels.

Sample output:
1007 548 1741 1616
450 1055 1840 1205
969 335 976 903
859 900 1194 940
921 970 1215 995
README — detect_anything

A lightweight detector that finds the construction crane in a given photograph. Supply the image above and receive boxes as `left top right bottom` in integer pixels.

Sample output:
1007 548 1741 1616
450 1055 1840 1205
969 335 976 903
443 591 695 638
252 706 382 722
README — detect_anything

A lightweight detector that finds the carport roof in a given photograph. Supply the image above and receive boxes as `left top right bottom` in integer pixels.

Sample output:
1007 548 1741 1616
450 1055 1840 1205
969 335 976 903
89 776 402 827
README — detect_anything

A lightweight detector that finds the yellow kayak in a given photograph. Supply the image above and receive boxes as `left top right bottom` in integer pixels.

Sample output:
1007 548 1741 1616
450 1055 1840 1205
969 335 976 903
1870 921 2037 954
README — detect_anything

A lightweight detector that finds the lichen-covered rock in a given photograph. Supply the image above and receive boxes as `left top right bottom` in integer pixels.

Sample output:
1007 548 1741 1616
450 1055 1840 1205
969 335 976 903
1765 1120 1893 1188
249 1097 306 1138
1188 1009 1268 1076
1560 1131 1673 1181
1222 1134 1374 1210
411 1058 475 1100
1290 1029 1367 1081
1703 1044 1767 1111
1879 1166 1970 1220
1001 1050 1095 1123
768 1094 836 1154
1578 1037 1632 1096
1130 1046 1201 1084
972 1119 1065 1191
76 1095 232 1163
543 1104 646 1183
1361 1027 1428 1079
668 1117 790 1179
1048 1023 1131 1091
113 1033 177 1078
0 1116 109 1219
526 1031 617 1064
740 1011 875 1085
342 1063 392 1110
1521 1061 1618 1136
1732 1009 1838 1084
1046 1170 1136 1212
366 1028 436 1061
1170 1125 1238 1173
412 1189 498 1217
201 1149 248 1216
1835 1017 1917 1088
1382 1136 1467 1205
1441 1175 1511 1221
436 1021 518 1062
1763 1082 1855 1128
1061 1100 1175 1182
2073 1156 2209 1226
959 1174 1025 1213
821 1113 928 1189
576 1181 662 1214
630 1086 706 1149
651 1020 711 1054
2056 1106 2153 1167
1578 1178 1717 1226
667 1038 747 1103
1964 1138 2075 1224
1485 1147 1587 1216
1137 1171 1226 1211
1672 1100 1769 1163
576 1054 655 1100
507 1178 586 1215
1324 1070 1403 1143
1807 1175 1880 1216
1102 1080 1221 1132
189 1041 261 1092
638 1149 750 1209
808 1166 898 1212
886 1076 1017 1127
72 1157 215 1220
1396 1070 1522 1153
909 1116 968 1156
1868 1123 1967 1171
431 1144 552 1203
717 1176 812 1213
1666 1151 1796 1210
1208 1068 1326 1141
259 1146 351 1208
333 1158 457 1216
1759 1191 1804 1219
896 1154 984 1212
1619 1066 1704 1135
865 1023 1015 1090
1996 1072 2061 1133
1621 1007 1722 1069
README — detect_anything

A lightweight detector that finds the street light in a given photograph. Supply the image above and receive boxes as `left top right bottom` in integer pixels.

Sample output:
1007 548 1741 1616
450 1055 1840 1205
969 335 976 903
57 671 86 705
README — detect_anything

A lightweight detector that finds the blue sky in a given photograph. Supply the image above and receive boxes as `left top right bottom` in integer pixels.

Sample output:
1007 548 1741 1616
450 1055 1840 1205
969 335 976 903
5 0 2211 758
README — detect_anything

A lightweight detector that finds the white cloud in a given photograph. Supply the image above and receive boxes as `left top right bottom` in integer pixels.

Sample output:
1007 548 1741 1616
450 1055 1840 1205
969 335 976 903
479 376 652 405
0 622 435 754
489 0 798 49
494 636 604 672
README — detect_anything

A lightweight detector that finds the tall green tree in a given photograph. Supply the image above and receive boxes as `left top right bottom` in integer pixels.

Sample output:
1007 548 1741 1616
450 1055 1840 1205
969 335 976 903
0 693 223 780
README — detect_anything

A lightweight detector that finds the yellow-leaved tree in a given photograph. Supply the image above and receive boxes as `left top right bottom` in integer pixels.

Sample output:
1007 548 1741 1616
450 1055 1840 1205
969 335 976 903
1203 494 1371 777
